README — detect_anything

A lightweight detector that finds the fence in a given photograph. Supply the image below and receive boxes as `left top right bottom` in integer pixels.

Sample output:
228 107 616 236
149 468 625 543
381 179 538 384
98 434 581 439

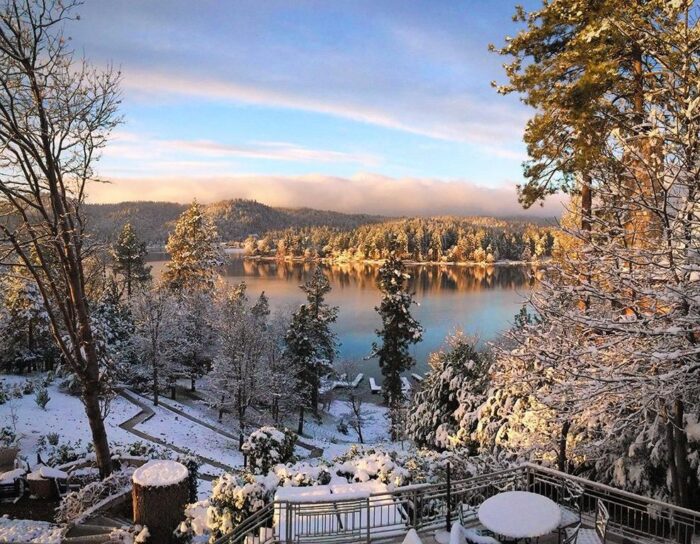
215 463 700 544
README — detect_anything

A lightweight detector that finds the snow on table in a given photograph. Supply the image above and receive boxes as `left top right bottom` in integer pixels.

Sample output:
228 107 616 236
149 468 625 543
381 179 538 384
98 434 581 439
133 460 189 487
478 491 561 539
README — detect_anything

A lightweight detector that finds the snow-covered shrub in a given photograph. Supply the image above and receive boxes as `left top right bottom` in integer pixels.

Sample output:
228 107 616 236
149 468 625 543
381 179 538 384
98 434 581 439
0 426 16 447
56 468 135 524
37 437 89 467
112 440 167 460
34 386 50 409
192 472 278 541
22 379 35 395
242 426 296 474
274 462 331 487
334 447 410 487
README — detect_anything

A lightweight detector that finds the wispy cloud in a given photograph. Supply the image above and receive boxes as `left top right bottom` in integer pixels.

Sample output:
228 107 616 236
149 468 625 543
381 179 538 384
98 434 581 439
121 70 527 160
86 172 564 218
102 132 379 172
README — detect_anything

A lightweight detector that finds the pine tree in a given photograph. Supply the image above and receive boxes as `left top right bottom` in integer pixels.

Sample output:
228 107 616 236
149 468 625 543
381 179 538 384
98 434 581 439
485 2 700 507
0 265 57 373
91 280 135 390
371 255 423 426
163 201 223 293
406 333 488 451
111 223 152 298
285 268 338 427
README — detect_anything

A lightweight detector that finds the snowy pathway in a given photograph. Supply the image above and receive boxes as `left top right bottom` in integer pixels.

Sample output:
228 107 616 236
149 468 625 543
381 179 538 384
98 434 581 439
117 389 239 478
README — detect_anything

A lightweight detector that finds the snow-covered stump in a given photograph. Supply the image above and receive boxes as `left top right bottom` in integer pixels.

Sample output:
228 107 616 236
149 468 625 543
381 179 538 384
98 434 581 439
132 460 189 544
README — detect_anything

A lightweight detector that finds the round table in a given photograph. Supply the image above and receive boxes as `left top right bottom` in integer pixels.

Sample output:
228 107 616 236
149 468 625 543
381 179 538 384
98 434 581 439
478 491 561 541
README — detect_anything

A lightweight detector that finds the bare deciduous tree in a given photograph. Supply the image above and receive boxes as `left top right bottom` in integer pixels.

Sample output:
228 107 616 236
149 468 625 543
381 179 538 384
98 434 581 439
0 0 121 476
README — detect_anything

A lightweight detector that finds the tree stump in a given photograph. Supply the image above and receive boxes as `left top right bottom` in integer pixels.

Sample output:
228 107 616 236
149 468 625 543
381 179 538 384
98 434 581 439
132 460 189 544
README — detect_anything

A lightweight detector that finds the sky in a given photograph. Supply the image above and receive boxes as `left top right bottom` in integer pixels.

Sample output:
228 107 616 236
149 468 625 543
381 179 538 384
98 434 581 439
70 0 561 217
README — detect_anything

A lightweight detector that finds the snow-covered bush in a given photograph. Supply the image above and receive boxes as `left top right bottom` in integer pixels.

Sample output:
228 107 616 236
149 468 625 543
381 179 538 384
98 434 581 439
34 386 50 409
242 426 296 474
36 437 89 467
274 462 331 487
0 426 16 447
56 468 135 524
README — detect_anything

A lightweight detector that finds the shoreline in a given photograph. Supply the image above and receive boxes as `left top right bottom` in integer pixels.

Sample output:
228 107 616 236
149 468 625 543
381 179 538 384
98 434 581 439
242 254 549 268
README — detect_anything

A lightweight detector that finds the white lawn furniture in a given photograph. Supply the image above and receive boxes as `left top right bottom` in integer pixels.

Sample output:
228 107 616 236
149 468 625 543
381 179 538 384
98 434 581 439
565 500 609 544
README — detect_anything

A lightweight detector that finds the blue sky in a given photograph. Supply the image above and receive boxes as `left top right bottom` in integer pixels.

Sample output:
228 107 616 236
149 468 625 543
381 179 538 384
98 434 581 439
71 0 561 216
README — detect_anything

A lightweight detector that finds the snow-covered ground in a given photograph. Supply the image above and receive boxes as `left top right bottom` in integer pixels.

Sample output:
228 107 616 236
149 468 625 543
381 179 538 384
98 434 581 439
0 375 139 460
0 516 61 543
129 391 244 469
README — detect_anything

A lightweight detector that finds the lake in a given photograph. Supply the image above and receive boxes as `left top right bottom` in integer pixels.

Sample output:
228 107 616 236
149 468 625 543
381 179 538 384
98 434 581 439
149 253 537 379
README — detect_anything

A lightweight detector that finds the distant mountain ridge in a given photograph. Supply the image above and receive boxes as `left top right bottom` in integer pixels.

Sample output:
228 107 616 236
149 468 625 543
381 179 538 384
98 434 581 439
85 199 386 244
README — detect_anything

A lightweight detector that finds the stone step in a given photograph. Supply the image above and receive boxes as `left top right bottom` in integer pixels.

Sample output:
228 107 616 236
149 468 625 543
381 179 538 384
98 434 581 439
63 534 112 544
89 515 125 529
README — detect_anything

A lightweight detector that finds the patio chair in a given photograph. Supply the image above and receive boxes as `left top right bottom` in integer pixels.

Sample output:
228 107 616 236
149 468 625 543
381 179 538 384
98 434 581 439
463 527 500 544
558 479 584 534
561 522 580 544
565 500 609 544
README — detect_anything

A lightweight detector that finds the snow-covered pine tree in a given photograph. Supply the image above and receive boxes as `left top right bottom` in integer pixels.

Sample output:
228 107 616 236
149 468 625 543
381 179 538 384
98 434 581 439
371 253 423 434
0 264 57 373
162 201 223 293
111 223 152 298
489 2 700 507
406 333 489 451
89 280 135 397
285 267 338 423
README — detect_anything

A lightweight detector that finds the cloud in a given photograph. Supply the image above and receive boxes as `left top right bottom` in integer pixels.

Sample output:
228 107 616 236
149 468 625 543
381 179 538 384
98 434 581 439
120 70 527 160
86 172 564 218
102 132 380 171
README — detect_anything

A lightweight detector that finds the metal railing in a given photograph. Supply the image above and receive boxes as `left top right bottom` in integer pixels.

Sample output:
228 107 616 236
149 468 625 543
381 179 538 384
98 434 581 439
215 463 700 544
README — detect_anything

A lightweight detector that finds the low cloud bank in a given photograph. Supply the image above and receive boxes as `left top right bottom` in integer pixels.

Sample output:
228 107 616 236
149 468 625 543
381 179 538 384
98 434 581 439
87 173 564 218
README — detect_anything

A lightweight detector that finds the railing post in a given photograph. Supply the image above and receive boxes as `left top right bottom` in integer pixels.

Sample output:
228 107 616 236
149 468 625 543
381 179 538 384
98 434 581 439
366 497 371 544
446 462 452 533
285 502 292 543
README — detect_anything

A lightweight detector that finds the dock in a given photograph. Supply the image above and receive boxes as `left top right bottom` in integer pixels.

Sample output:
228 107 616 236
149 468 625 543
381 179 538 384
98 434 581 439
411 373 424 383
369 377 381 394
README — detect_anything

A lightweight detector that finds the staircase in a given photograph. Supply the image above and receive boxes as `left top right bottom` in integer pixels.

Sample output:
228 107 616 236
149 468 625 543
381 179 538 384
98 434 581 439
62 515 133 543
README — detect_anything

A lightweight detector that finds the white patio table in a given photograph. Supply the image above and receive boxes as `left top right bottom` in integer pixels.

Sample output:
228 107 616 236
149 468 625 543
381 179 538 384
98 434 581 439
478 491 561 541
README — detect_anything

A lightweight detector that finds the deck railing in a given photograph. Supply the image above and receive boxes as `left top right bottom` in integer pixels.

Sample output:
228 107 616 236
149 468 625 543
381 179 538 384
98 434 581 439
214 463 700 544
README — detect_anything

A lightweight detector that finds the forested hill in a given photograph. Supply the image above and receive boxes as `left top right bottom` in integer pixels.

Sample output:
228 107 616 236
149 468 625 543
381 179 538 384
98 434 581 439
84 199 386 244
245 216 557 263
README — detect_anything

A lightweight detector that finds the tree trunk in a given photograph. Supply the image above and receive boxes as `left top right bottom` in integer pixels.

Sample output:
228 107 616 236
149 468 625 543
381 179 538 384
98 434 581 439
190 375 196 392
83 384 112 478
153 363 159 407
298 405 305 435
674 398 690 507
557 420 571 472
663 404 680 505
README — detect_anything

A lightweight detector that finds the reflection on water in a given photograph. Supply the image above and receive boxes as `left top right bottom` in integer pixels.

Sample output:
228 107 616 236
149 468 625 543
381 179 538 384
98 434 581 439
148 253 537 378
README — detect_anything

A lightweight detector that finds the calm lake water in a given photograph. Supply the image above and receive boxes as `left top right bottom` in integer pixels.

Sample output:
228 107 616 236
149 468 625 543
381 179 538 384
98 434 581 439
149 252 537 379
